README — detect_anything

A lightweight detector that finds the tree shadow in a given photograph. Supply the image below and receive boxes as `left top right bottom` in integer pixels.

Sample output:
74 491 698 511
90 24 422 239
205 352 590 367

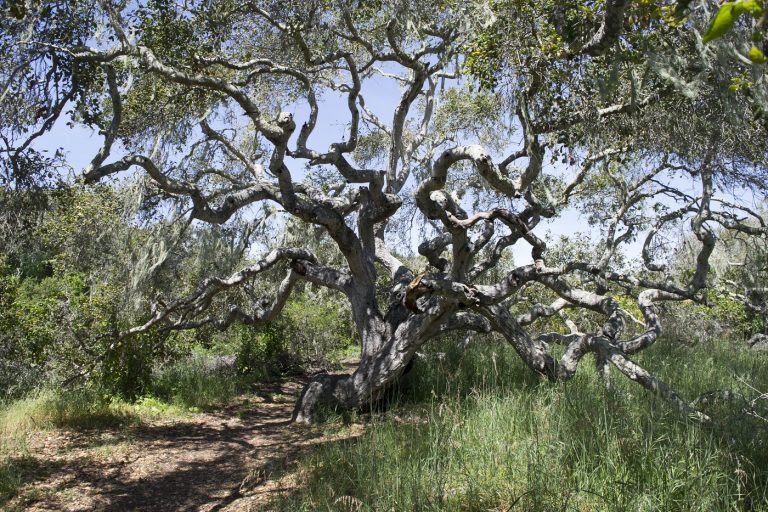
235 431 366 512
1 371 366 511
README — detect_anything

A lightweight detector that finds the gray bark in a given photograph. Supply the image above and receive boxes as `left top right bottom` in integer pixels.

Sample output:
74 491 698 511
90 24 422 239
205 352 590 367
748 334 768 351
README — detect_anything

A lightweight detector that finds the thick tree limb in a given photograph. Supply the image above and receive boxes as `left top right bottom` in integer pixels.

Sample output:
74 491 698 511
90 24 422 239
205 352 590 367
579 0 631 57
118 248 320 337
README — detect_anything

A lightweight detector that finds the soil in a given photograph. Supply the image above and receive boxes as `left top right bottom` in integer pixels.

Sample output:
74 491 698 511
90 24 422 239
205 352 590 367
3 365 363 512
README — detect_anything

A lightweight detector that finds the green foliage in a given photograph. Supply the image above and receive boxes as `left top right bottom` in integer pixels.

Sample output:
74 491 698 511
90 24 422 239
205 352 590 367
0 264 175 401
464 30 501 91
353 130 390 168
0 259 20 335
0 268 124 397
701 0 767 69
465 0 660 92
703 1 764 44
282 292 357 361
150 350 240 409
612 293 645 323
235 323 288 377
713 293 745 327
36 185 123 274
98 330 163 401
708 294 758 334
433 88 507 149
11 274 83 363
703 2 741 43
0 184 176 400
234 291 357 377
1 175 357 404
749 45 768 63
660 294 763 347
137 0 201 64
119 72 219 145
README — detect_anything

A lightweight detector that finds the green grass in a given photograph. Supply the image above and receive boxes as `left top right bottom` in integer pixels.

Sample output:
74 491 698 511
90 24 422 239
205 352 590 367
0 387 139 503
2 335 765 510
276 336 768 511
149 352 242 410
0 458 24 503
0 388 139 438
0 384 197 503
0 348 266 503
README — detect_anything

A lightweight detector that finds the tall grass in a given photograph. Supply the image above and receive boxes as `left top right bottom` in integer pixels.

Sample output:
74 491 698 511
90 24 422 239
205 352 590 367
0 388 140 440
278 336 768 511
150 352 242 410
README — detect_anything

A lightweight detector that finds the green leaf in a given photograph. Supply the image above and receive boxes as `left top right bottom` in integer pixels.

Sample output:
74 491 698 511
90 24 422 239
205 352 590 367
734 0 763 17
748 46 767 63
702 2 737 44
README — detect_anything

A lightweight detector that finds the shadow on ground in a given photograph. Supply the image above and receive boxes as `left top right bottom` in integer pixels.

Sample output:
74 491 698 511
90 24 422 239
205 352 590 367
3 372 363 512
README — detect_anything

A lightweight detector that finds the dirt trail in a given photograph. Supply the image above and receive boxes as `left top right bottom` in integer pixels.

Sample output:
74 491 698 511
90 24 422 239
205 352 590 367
5 366 361 512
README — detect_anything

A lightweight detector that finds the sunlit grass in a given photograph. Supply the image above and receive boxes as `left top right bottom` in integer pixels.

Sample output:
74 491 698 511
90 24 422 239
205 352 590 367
277 336 768 511
0 344 291 503
150 352 242 410
0 388 137 439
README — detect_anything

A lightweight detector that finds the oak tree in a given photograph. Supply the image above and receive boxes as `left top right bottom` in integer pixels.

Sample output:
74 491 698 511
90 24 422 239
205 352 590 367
2 0 767 421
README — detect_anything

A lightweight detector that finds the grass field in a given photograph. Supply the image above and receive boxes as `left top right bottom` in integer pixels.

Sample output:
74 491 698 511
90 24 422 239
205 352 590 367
276 335 768 511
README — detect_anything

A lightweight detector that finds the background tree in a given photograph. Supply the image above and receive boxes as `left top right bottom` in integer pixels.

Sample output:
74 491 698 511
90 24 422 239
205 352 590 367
2 0 767 422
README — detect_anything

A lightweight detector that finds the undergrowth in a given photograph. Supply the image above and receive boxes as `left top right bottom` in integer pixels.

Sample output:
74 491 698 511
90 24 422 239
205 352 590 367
0 350 244 503
149 352 243 410
277 336 768 511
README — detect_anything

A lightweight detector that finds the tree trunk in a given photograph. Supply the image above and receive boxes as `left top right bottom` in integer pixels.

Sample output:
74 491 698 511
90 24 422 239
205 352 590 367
292 373 355 423
292 334 421 423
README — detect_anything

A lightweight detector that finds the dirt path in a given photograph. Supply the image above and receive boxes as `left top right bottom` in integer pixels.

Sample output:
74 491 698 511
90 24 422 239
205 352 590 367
5 368 362 512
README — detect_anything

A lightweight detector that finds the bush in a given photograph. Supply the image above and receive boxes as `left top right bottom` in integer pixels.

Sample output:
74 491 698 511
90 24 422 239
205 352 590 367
280 293 358 365
232 291 358 379
660 294 763 347
0 269 118 399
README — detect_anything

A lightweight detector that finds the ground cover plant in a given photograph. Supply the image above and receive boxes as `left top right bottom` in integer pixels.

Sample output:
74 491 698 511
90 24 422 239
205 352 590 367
276 334 768 511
